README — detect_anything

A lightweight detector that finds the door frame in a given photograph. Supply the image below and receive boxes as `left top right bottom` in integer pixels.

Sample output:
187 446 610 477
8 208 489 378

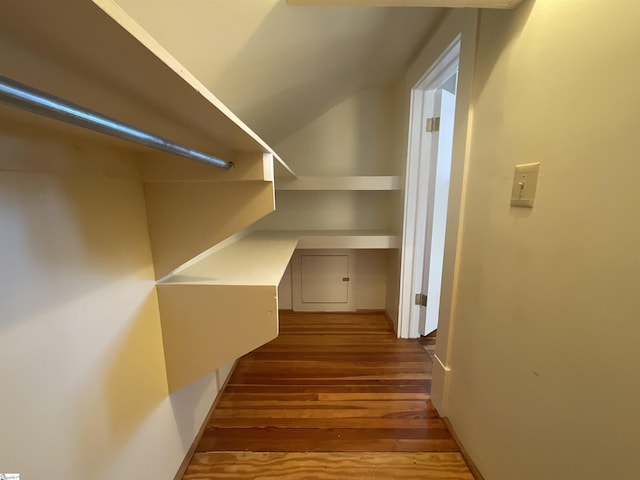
398 38 461 340
396 8 478 416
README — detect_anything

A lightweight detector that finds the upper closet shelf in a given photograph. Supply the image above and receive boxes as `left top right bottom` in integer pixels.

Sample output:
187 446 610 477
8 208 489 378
276 176 400 191
0 0 294 177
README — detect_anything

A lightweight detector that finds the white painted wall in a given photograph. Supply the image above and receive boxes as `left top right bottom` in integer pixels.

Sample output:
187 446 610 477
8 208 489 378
354 250 389 310
275 87 395 175
0 131 222 479
255 190 392 231
440 1 640 479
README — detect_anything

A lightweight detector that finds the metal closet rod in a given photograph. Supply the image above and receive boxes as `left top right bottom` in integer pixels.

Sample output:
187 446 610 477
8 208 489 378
0 75 234 170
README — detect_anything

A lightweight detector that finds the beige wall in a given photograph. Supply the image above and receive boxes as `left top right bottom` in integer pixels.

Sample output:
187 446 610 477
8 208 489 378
354 250 389 310
445 1 640 479
256 190 392 231
275 87 395 175
0 131 219 479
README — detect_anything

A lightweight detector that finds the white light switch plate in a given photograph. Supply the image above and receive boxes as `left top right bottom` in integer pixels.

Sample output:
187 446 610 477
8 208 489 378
511 162 540 208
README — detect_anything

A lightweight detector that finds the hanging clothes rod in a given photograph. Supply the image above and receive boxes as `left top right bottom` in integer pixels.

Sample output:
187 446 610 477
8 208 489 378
0 75 234 170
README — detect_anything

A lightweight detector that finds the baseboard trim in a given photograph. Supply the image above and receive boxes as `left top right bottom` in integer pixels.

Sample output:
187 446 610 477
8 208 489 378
443 417 485 480
279 309 386 315
382 310 397 332
172 359 239 480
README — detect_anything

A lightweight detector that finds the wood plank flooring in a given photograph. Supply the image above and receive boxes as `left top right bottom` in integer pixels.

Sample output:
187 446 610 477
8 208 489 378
185 452 473 479
183 312 472 479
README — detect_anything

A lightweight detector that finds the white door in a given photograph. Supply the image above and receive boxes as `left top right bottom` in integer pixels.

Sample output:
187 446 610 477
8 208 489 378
292 250 355 312
419 88 456 336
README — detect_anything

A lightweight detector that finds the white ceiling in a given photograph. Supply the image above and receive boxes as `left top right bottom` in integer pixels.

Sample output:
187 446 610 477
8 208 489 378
115 0 446 145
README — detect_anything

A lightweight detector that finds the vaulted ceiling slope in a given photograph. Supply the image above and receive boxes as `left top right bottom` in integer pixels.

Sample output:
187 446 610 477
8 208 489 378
114 0 445 145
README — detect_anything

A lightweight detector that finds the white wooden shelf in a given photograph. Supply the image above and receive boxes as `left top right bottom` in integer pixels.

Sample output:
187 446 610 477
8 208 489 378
255 230 400 249
0 0 294 177
276 176 400 191
160 228 397 289
161 231 299 285
294 230 399 249
156 230 298 392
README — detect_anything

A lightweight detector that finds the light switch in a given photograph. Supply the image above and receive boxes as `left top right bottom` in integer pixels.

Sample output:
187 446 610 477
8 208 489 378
510 162 540 208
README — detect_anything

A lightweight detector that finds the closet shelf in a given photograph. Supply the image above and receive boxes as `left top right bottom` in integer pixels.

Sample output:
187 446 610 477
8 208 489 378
246 230 400 250
161 231 299 286
160 228 398 289
276 176 400 191
0 0 294 177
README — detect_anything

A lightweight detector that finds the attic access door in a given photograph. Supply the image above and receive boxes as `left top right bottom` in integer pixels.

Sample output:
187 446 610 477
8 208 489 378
292 250 356 312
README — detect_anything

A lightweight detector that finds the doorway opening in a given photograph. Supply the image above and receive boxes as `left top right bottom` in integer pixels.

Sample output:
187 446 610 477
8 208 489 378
399 37 460 340
397 11 478 418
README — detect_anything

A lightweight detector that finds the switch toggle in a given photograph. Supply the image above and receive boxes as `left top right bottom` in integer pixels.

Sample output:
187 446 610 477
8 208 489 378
511 162 540 208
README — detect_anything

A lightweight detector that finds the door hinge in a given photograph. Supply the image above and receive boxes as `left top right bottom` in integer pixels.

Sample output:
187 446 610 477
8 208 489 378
426 117 440 133
415 293 427 307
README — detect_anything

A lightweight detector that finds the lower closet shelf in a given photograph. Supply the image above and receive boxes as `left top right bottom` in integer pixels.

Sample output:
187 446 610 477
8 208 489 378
155 229 398 392
260 229 400 249
156 231 299 392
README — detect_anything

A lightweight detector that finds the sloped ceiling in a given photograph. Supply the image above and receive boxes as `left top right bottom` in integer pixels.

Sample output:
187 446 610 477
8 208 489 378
115 0 446 145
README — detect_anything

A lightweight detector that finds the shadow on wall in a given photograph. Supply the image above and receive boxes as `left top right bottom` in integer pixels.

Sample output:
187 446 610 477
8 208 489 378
273 87 396 177
459 0 536 259
0 156 153 331
353 87 395 175
211 0 365 143
211 2 441 145
471 0 535 105
74 292 168 478
0 158 173 477
169 371 218 453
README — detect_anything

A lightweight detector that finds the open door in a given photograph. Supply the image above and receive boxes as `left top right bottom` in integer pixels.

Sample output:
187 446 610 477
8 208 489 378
418 87 457 336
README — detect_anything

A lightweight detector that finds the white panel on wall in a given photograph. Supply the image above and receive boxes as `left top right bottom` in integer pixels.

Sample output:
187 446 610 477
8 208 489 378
301 254 350 303
292 250 356 312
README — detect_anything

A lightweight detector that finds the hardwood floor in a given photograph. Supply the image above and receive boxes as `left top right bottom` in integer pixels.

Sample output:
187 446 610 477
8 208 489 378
185 452 472 479
183 312 472 479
